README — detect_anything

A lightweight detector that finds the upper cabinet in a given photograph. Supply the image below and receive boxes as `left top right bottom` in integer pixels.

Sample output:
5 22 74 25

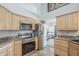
32 19 41 30
20 16 31 24
0 6 13 30
56 15 66 30
56 12 78 30
66 12 78 30
32 22 35 30
12 14 20 30
0 5 41 30
6 11 13 30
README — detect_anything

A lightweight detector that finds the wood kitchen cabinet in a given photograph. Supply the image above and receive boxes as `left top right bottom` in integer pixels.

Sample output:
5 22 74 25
0 6 12 30
0 6 13 30
66 12 78 30
55 37 79 56
0 42 14 56
5 11 13 30
0 5 40 30
77 45 79 56
35 37 39 50
20 16 31 24
69 42 78 56
32 20 41 30
12 14 20 30
19 16 26 23
56 12 78 30
54 38 69 56
69 42 79 56
56 15 66 30
14 40 22 56
32 23 35 30
0 6 7 30
77 12 79 30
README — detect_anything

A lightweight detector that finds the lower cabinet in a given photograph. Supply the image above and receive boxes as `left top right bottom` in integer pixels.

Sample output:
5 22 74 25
54 38 69 56
77 46 79 56
35 37 39 50
0 42 14 56
55 37 79 56
69 42 78 56
14 40 22 56
0 40 22 56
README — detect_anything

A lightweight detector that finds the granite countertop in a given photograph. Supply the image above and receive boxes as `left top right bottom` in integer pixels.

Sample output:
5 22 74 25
55 37 72 41
55 36 79 45
70 40 79 45
0 36 21 48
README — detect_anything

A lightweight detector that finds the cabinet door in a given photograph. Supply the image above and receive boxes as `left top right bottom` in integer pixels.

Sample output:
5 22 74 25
35 37 39 50
32 23 35 30
66 13 78 30
20 16 26 23
8 42 14 56
61 15 67 30
0 48 8 56
56 17 61 30
0 6 7 30
54 38 68 56
13 14 20 30
0 6 13 30
69 42 78 56
6 11 13 30
77 45 79 56
56 15 66 30
14 40 22 56
77 12 79 30
20 16 31 24
0 42 14 56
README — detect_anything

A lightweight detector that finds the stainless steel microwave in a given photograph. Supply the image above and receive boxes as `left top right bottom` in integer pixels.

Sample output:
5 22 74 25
20 23 32 30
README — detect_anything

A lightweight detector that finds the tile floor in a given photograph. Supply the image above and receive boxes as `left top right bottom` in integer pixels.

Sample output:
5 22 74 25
25 39 54 56
30 47 54 56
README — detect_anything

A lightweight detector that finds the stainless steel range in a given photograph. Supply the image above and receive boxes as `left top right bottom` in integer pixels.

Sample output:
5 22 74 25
19 23 35 55
19 30 35 55
19 30 35 44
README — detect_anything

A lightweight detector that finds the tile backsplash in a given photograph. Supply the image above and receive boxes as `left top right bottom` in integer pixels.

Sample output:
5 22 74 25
0 30 19 38
57 30 79 36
